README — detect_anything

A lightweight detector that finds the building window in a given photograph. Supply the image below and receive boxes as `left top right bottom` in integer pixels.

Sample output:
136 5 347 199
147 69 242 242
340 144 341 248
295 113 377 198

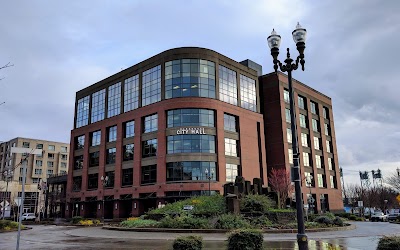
142 139 157 158
106 148 116 164
141 165 157 185
34 169 42 175
288 149 293 164
48 153 55 159
299 114 307 128
287 128 292 143
125 121 135 138
74 155 83 170
75 135 85 149
60 162 67 168
298 95 306 110
105 171 115 188
326 140 331 153
301 133 308 147
60 170 67 174
88 173 98 190
285 109 291 123
91 89 106 123
165 59 215 99
32 178 40 184
240 74 257 112
61 154 68 161
303 152 310 166
36 160 43 167
219 65 237 105
124 75 139 112
225 138 238 157
20 168 27 174
61 146 68 153
123 144 134 161
47 169 54 177
167 109 215 128
107 126 117 142
324 123 331 136
122 168 133 186
310 101 318 115
91 130 101 146
330 175 337 188
305 172 314 187
142 65 161 106
328 158 333 170
36 144 43 149
89 151 99 167
283 89 290 103
47 161 54 168
18 177 26 184
72 176 82 191
323 107 329 119
107 82 121 118
143 114 158 133
226 163 238 182
166 162 216 182
224 113 238 132
313 137 321 150
317 174 326 188
312 119 319 132
167 135 215 154
76 96 90 128
315 155 322 168
22 142 30 148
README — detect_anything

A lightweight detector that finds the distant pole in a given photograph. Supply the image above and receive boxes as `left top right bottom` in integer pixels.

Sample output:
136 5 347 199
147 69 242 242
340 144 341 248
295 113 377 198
16 158 27 250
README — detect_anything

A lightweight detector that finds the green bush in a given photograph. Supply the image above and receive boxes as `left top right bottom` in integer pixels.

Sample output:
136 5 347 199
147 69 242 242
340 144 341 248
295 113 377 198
120 219 159 228
72 216 83 224
314 216 333 226
159 215 210 229
0 220 22 230
377 236 400 250
333 217 344 226
227 229 263 250
247 215 273 229
172 235 203 250
324 212 336 219
240 194 274 213
348 214 357 220
214 213 250 229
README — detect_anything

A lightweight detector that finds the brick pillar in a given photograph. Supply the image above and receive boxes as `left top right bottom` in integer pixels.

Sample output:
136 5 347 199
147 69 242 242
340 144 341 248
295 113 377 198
133 119 142 187
156 110 166 197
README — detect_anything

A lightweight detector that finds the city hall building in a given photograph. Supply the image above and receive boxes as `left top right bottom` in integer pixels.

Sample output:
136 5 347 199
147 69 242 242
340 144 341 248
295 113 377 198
66 47 342 219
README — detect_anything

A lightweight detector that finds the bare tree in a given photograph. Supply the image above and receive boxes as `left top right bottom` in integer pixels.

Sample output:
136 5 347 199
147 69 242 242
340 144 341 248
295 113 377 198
0 62 14 81
385 172 400 192
268 168 294 209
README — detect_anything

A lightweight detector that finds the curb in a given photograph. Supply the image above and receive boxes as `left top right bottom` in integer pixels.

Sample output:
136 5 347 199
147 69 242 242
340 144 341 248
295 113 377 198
102 224 356 234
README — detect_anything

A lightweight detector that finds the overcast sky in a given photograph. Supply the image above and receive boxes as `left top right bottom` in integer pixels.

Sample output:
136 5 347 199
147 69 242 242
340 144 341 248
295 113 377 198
1 0 399 185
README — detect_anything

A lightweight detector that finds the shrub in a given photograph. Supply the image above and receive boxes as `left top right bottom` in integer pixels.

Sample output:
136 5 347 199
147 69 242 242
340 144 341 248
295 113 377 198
377 236 400 250
93 219 101 225
72 216 83 224
247 215 273 229
120 219 159 228
324 212 336 219
79 219 93 226
333 217 344 226
348 214 357 220
240 194 274 213
314 216 333 226
214 214 250 229
159 215 210 229
172 235 203 250
227 229 263 250
0 220 22 230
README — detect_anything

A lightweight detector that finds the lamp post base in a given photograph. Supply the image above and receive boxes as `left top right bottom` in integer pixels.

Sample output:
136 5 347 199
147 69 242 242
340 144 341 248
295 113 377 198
297 233 308 250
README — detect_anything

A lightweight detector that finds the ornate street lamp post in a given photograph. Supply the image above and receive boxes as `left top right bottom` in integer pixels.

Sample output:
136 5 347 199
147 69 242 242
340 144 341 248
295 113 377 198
267 22 308 250
204 168 214 196
100 175 109 225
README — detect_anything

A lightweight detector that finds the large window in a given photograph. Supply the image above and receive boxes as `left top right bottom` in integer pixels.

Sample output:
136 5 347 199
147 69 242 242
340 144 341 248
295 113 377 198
224 113 237 132
142 65 161 106
298 95 306 110
141 165 157 184
313 136 321 150
91 131 101 146
287 128 292 143
167 135 215 154
303 152 310 166
324 123 331 136
107 126 117 142
219 65 237 105
288 149 293 164
240 74 257 112
225 138 238 157
323 107 329 119
167 109 214 128
285 109 291 122
312 119 319 132
72 176 82 191
124 75 139 112
305 172 314 187
89 151 99 167
76 96 90 128
166 162 216 182
328 158 334 170
142 139 157 158
105 171 115 188
165 59 216 99
299 114 307 128
122 168 133 186
75 135 85 149
317 174 326 188
106 148 116 164
123 144 134 161
315 155 322 168
91 89 106 123
326 140 332 153
310 101 318 115
143 114 158 133
283 89 290 103
107 82 121 118
74 155 83 170
125 121 135 138
88 173 98 190
301 133 309 147
226 163 238 182
330 175 337 189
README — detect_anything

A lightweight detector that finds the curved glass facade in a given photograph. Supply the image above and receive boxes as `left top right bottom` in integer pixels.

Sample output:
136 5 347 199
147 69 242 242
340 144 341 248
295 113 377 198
167 135 215 154
166 161 216 181
165 59 215 99
219 65 237 105
167 109 214 128
240 74 257 112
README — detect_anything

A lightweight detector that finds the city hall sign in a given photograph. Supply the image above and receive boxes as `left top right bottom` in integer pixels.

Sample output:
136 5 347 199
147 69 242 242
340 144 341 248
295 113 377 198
176 127 206 135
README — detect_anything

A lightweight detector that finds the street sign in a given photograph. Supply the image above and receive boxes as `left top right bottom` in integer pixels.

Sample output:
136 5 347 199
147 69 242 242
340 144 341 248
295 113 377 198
304 204 309 209
183 205 194 211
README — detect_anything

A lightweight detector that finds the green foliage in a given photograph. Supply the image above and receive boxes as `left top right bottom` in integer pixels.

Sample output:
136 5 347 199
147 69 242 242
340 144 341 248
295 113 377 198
148 195 224 215
72 216 83 224
240 194 274 213
333 217 344 226
159 215 210 229
120 219 159 228
0 220 22 230
172 235 203 250
214 213 250 229
314 216 333 225
377 236 400 250
247 215 273 229
227 229 263 250
268 208 295 212
324 212 336 219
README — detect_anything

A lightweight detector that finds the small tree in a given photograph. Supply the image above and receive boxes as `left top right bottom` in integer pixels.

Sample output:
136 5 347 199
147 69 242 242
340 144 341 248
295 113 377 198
268 168 293 209
386 172 400 192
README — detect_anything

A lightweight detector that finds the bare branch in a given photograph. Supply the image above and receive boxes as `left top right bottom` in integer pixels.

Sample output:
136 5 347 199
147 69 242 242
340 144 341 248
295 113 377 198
0 62 14 70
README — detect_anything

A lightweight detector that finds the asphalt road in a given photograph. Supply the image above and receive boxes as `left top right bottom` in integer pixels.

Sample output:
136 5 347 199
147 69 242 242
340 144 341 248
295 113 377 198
0 221 399 250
